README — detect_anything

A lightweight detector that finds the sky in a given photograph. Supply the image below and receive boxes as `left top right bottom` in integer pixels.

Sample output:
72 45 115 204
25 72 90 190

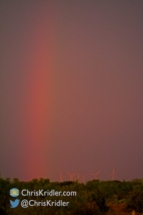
0 0 143 182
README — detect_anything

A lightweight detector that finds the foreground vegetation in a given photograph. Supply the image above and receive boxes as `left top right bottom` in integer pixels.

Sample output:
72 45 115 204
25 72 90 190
1 177 143 215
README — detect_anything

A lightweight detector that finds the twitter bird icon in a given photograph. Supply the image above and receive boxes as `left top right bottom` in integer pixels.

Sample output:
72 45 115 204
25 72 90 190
10 199 20 208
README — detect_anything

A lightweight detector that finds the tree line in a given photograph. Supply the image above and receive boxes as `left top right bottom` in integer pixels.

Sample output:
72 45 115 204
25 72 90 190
0 176 143 215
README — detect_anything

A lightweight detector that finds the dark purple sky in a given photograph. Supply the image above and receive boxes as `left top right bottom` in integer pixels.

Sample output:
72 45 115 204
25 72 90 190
0 1 143 181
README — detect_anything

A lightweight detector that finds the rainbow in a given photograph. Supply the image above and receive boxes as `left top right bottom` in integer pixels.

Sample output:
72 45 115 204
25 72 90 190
21 24 53 181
